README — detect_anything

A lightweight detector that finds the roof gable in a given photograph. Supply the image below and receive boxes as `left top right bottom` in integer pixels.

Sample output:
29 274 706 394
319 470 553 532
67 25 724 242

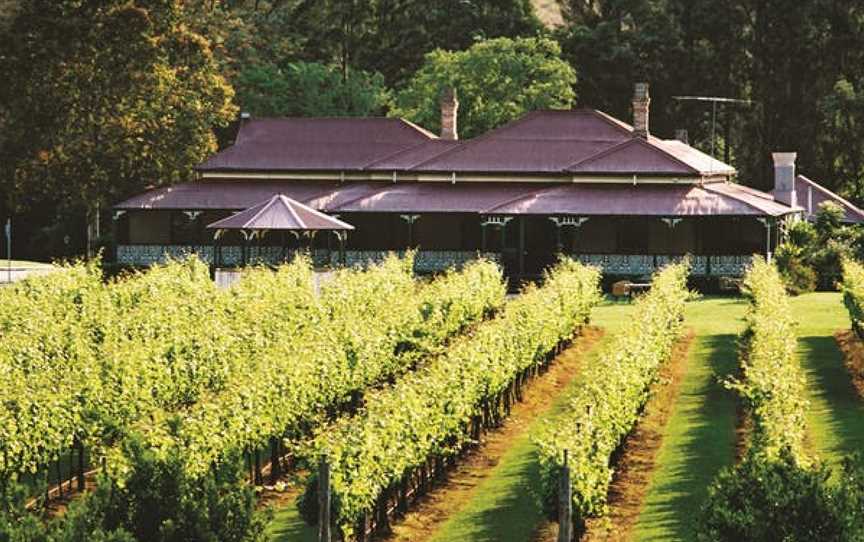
200 118 434 172
565 138 698 175
206 194 353 230
794 175 864 223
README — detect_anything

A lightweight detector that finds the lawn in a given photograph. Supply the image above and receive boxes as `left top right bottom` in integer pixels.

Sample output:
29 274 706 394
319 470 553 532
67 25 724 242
0 259 53 268
632 297 744 541
792 293 864 470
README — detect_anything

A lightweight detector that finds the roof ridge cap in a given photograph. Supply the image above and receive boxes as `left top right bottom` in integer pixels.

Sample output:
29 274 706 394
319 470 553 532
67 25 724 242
563 139 636 170
481 185 552 213
246 196 280 226
279 194 306 228
563 137 699 174
409 110 545 170
361 140 432 169
397 117 438 139
585 109 637 136
703 182 792 215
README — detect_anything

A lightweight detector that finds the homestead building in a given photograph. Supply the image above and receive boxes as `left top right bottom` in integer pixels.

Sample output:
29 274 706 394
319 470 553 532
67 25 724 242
113 84 864 280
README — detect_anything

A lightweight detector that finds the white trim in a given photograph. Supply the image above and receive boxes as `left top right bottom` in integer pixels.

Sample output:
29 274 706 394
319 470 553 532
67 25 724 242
772 152 797 167
199 170 713 185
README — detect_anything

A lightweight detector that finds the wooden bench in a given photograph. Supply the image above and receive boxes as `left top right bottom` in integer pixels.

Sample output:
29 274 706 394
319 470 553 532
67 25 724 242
611 280 652 301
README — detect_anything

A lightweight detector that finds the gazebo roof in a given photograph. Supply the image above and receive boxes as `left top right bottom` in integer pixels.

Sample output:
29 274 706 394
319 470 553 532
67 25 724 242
206 194 354 231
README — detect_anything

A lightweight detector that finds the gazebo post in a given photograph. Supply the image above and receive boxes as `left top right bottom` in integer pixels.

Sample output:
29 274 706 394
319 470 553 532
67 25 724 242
210 231 218 279
241 230 248 267
518 217 526 279
338 231 347 267
256 229 264 265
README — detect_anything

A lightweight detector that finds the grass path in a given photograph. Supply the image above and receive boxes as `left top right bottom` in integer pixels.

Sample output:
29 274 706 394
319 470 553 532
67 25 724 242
411 302 633 542
266 489 316 542
792 292 864 470
630 298 744 541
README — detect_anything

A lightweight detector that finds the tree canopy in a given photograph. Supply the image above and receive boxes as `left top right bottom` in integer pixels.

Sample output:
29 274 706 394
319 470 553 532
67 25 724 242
236 61 391 117
391 36 576 138
0 0 235 248
4 0 864 258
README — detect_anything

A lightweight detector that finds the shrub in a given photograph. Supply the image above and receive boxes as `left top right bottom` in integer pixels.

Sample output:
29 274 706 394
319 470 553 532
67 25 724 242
775 243 817 295
57 437 269 542
698 450 844 542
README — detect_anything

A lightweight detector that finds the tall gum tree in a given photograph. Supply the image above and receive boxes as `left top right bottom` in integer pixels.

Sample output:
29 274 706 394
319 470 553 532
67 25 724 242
0 0 236 253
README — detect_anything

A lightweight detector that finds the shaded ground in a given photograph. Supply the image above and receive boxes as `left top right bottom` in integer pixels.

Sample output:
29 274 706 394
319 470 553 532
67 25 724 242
412 328 607 542
792 293 864 471
267 324 611 542
264 480 316 542
583 331 695 542
631 297 745 541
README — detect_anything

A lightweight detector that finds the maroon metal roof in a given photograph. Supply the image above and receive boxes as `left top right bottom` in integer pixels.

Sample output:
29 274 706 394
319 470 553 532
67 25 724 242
199 118 435 171
407 109 736 175
117 180 795 217
206 194 353 230
487 182 793 217
194 110 736 177
565 138 697 175
364 140 460 170
786 175 864 223
333 183 541 213
115 180 342 210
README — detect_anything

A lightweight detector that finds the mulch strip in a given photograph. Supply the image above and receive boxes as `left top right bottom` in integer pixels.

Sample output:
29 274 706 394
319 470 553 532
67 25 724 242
835 330 864 399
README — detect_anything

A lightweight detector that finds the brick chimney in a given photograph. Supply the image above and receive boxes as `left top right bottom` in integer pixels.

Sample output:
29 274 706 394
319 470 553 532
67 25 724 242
440 88 459 140
675 129 689 145
632 83 650 138
772 152 798 208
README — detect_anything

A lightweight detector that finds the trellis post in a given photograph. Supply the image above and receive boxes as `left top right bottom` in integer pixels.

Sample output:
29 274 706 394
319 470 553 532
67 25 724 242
318 457 331 542
558 449 572 542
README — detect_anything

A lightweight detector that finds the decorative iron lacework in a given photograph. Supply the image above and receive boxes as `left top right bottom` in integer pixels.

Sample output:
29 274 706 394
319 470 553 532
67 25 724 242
116 246 501 273
573 254 751 276
117 246 750 276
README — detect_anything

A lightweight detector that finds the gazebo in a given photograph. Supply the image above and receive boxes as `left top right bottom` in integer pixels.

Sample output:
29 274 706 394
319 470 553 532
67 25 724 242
206 194 354 270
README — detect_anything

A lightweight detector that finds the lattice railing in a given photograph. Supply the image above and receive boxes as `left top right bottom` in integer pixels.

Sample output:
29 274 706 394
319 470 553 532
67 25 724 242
572 254 752 276
115 246 501 273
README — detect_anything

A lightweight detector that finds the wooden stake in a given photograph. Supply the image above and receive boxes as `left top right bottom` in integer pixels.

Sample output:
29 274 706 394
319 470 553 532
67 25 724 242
76 438 85 492
558 450 572 542
318 458 331 542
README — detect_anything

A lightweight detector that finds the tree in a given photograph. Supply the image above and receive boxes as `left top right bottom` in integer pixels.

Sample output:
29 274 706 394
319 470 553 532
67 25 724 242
820 77 864 201
391 36 576 138
555 0 750 158
289 0 542 86
698 450 848 542
0 0 236 254
236 61 390 117
554 0 864 195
